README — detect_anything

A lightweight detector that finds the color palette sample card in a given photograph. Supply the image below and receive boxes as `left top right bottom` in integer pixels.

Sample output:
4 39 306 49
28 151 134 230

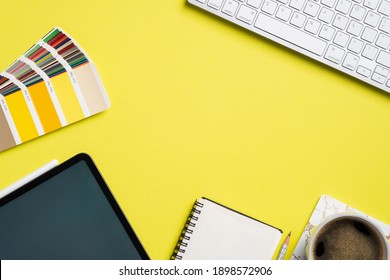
0 28 110 152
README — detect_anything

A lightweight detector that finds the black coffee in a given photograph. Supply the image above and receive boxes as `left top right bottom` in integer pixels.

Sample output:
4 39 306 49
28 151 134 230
313 218 384 260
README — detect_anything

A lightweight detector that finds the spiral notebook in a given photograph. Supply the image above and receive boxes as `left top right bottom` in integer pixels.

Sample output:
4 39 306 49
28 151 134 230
171 197 283 260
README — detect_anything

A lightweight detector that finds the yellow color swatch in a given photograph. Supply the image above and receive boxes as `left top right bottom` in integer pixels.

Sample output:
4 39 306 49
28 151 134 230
51 73 84 124
5 90 38 142
28 81 61 133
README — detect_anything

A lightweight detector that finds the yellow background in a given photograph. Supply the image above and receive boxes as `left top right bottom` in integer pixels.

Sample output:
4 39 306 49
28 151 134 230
1 0 390 260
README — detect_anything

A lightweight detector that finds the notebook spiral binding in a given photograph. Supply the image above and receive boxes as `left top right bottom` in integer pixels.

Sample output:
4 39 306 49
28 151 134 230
170 200 204 260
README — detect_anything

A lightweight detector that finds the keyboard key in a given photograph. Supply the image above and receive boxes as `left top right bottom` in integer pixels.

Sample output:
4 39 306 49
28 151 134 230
319 25 336 40
346 20 363 36
363 0 380 9
254 13 327 56
350 5 366 21
362 44 378 60
290 0 306 10
208 0 224 9
357 65 372 77
361 26 378 42
377 51 390 68
290 12 307 28
304 1 320 17
374 65 390 77
247 0 263 8
387 80 390 87
276 6 293 21
348 37 364 53
379 18 390 34
321 0 337 7
222 1 240 16
236 5 257 24
304 18 321 35
376 33 390 49
324 44 345 64
333 31 350 47
372 73 386 84
343 52 359 70
277 0 289 3
333 14 349 29
364 11 381 27
378 0 390 16
262 0 278 15
318 7 335 23
336 0 352 14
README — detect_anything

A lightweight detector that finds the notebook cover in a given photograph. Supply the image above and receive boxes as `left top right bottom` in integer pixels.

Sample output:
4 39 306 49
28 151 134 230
171 197 283 260
291 194 390 260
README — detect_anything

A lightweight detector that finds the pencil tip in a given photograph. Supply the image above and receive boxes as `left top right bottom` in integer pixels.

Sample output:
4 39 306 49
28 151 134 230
288 231 291 237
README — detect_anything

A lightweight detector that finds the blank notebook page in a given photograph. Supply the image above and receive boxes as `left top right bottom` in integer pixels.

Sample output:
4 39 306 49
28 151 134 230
180 198 282 260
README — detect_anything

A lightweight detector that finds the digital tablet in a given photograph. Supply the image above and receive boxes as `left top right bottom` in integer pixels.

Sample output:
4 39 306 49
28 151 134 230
0 153 149 260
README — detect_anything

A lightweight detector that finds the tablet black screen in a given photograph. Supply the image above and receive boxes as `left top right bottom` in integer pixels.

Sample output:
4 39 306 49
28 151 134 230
0 154 148 260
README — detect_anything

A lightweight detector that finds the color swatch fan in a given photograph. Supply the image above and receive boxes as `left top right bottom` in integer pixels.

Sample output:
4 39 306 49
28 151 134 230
0 28 110 152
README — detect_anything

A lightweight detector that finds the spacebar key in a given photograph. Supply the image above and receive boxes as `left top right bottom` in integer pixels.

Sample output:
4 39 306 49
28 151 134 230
254 13 327 56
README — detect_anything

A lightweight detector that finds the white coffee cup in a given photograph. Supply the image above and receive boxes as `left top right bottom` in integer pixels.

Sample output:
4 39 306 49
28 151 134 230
306 213 390 260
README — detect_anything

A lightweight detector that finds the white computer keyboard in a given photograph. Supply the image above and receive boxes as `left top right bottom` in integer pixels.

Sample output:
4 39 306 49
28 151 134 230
188 0 390 93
